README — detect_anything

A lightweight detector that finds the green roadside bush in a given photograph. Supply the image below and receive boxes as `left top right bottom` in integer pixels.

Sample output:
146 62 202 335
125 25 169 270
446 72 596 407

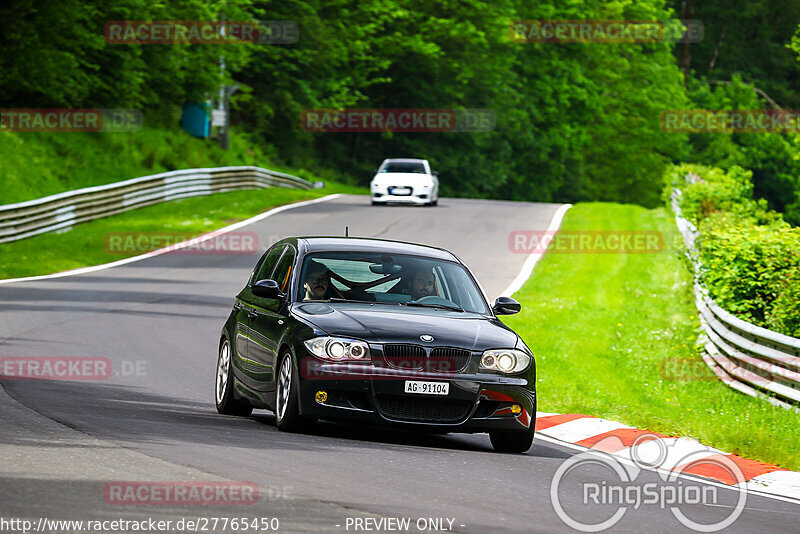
666 163 780 226
668 163 800 337
699 215 800 336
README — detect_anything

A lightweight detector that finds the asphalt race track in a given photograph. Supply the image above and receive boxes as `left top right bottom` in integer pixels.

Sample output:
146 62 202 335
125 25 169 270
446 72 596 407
1 195 798 533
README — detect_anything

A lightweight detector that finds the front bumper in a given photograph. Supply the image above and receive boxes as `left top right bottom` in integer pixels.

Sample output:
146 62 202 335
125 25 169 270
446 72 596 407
371 184 433 204
297 360 536 432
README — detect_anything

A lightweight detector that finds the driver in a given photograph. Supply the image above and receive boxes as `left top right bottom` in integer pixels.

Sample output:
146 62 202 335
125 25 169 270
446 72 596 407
303 262 331 301
408 267 436 301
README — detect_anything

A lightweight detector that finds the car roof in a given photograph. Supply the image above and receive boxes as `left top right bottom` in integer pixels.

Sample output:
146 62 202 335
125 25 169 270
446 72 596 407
381 158 428 163
290 237 457 261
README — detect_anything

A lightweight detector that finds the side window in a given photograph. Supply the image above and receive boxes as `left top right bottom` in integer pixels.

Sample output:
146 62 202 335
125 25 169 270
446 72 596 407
273 247 297 293
250 245 284 285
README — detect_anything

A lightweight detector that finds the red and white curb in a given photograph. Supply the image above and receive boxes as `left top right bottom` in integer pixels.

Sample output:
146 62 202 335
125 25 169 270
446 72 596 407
535 412 800 502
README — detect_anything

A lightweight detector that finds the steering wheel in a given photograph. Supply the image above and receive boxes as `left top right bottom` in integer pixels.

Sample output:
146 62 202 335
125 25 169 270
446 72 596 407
415 295 459 307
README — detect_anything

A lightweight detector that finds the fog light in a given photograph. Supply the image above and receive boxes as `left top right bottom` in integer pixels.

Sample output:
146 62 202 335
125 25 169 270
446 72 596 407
315 391 328 403
511 404 522 415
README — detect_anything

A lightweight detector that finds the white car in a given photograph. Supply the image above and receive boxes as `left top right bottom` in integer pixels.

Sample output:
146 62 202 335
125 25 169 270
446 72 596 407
370 158 439 206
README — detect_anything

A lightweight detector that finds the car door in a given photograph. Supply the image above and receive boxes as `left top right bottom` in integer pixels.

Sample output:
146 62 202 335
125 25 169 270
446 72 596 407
247 244 296 393
234 244 285 391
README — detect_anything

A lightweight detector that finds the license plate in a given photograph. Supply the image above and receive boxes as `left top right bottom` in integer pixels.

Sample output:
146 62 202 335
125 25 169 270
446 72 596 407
404 380 449 395
389 187 412 196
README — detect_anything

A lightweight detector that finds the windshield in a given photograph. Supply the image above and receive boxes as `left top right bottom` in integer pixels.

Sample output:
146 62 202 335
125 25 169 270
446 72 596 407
296 252 489 314
381 162 426 174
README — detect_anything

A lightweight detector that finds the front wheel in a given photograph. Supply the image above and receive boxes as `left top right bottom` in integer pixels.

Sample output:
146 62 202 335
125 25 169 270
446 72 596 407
275 352 311 432
489 426 534 453
215 338 253 416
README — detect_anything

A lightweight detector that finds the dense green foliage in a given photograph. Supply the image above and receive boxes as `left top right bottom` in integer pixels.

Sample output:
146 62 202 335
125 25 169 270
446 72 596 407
669 164 800 336
679 77 800 224
2 0 690 207
4 1 800 212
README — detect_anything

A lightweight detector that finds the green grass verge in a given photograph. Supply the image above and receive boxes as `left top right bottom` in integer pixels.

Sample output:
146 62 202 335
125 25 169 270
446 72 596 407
0 123 360 205
0 184 365 279
504 202 800 470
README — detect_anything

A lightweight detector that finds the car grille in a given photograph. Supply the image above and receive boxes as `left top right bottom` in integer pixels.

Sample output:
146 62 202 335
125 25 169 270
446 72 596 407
383 344 426 369
375 395 473 423
430 347 471 372
382 345 472 373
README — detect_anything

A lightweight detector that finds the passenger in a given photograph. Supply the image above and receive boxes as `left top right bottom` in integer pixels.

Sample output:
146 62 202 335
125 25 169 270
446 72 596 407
302 262 331 301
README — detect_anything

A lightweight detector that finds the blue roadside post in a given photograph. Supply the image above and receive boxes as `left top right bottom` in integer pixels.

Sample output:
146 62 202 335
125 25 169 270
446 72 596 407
179 103 211 138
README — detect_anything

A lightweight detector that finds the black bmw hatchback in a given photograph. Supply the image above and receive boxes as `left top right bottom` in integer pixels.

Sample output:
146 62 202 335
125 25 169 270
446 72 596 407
215 237 537 452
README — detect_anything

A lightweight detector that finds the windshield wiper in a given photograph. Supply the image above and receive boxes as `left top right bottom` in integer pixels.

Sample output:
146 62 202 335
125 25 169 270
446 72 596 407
404 301 465 312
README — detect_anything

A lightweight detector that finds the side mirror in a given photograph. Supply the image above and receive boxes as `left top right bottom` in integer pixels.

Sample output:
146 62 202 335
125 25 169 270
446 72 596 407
252 279 284 299
432 170 439 176
492 296 521 315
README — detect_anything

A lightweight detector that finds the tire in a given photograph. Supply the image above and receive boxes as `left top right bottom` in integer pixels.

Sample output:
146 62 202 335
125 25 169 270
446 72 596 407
215 338 253 416
489 426 535 453
371 200 378 206
432 199 438 206
275 351 311 432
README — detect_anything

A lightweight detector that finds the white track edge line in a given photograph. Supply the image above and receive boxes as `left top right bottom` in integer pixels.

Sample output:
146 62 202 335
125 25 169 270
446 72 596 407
500 203 573 298
0 194 344 285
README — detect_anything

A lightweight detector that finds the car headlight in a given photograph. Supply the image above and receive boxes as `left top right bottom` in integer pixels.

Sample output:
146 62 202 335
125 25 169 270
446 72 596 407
304 337 371 361
479 349 531 374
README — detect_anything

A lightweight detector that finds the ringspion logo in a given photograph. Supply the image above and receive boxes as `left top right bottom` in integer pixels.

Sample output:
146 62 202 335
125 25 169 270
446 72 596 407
551 434 747 532
1 109 142 132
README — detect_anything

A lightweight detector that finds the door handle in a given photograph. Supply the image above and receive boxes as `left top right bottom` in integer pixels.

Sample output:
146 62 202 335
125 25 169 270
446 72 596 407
248 310 258 319
233 302 243 311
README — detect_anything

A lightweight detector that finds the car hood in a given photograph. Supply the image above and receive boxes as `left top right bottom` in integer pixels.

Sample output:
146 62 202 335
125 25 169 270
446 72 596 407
292 303 518 351
371 172 434 185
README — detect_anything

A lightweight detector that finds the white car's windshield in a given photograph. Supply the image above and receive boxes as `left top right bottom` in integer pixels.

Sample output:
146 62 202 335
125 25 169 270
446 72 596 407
297 252 488 314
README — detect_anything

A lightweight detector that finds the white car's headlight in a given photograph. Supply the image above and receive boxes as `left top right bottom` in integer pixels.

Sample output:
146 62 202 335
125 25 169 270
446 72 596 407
480 349 531 374
304 337 371 361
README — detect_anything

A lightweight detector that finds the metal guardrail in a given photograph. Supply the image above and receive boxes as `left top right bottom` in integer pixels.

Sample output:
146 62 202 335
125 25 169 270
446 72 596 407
0 166 312 243
671 183 800 411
